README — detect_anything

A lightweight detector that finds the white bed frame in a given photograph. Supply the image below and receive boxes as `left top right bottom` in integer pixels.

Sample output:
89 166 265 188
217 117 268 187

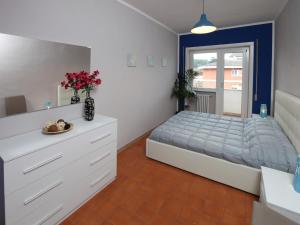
146 90 300 195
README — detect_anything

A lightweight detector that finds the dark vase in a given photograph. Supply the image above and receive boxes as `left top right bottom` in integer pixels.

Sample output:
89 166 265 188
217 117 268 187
84 92 95 121
71 90 80 104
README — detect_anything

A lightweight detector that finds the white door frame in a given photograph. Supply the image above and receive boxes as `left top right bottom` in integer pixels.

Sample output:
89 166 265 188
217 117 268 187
220 47 250 118
186 42 254 117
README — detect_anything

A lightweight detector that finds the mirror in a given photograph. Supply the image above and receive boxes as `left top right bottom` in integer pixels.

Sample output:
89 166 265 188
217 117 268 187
0 33 91 118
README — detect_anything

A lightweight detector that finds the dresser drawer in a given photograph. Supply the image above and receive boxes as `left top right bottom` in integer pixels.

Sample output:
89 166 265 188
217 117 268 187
6 141 117 225
4 138 76 196
80 122 117 150
86 161 116 197
68 159 116 209
5 169 66 225
5 142 117 225
84 142 116 175
14 201 65 225
4 122 117 195
61 143 117 215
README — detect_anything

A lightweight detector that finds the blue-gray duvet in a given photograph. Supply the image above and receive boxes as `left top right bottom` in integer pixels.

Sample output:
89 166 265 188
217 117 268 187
149 111 297 173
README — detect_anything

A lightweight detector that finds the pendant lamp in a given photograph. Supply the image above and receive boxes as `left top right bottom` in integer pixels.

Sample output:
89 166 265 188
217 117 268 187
191 0 217 34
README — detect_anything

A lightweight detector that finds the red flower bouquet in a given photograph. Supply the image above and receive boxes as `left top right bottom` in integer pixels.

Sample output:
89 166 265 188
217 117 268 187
61 70 101 120
61 70 102 95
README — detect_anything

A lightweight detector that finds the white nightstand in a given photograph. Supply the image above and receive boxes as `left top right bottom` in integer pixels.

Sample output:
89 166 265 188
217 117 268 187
260 167 300 224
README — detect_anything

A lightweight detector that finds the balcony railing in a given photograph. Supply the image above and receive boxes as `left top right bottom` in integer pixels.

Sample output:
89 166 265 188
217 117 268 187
188 89 242 116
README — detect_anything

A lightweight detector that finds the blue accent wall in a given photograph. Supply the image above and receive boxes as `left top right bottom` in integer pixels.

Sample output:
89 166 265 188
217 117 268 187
179 23 273 114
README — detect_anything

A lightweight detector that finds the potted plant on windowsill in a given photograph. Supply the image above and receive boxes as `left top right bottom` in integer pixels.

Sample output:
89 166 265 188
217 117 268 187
172 69 198 112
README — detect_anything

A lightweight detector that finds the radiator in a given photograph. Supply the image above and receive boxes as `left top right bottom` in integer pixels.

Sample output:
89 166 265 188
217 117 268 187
196 94 210 113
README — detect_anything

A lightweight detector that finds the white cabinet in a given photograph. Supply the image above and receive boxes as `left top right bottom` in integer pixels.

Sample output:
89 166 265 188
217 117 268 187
0 114 117 225
260 167 300 224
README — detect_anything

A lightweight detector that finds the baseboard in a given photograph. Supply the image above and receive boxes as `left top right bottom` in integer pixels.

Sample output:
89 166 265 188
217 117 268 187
117 130 152 153
117 115 173 153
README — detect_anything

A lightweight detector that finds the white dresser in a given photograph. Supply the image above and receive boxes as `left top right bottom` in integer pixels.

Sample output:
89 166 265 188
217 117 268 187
0 114 117 225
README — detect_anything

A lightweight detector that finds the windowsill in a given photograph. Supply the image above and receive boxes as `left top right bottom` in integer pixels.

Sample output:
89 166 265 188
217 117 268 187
193 88 217 93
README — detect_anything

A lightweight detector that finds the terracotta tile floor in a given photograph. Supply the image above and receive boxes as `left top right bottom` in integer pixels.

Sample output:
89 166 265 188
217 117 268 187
61 137 258 225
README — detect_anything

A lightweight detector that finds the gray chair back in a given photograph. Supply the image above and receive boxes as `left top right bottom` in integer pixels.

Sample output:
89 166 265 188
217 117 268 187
5 95 27 116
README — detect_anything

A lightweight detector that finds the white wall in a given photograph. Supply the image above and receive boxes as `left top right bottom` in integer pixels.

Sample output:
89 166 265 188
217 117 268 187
275 0 300 98
0 0 178 148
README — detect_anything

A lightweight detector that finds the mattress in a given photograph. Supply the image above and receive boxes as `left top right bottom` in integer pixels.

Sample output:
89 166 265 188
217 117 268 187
149 111 297 173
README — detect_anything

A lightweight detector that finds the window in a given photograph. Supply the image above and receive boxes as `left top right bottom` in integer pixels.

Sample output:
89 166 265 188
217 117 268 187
187 46 251 118
191 52 217 89
231 69 242 77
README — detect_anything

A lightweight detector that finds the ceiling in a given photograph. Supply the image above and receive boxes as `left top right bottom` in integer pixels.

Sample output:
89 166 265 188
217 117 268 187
121 0 288 33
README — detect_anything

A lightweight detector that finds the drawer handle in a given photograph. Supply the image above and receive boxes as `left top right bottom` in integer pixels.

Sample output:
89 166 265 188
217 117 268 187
90 133 111 144
90 171 110 187
23 154 63 175
24 180 63 206
34 205 63 225
90 152 111 166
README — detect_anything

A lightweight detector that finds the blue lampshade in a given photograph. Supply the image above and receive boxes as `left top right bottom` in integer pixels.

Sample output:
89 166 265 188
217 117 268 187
191 13 217 34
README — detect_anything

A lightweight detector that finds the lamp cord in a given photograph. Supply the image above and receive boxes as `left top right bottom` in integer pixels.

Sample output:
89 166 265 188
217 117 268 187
202 0 205 14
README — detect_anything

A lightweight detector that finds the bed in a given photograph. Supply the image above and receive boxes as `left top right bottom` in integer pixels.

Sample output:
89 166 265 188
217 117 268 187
146 90 300 195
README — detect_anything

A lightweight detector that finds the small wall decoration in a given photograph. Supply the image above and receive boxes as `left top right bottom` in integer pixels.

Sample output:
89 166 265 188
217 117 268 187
127 53 137 67
147 55 155 67
162 57 168 67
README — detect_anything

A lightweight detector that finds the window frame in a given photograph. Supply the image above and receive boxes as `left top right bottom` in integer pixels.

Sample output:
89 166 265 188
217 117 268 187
188 50 218 91
185 43 254 118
